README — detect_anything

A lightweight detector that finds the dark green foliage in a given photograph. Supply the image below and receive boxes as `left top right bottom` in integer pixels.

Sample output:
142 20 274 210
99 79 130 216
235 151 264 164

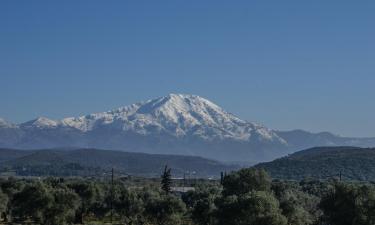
144 191 186 225
183 184 221 225
68 180 104 224
44 187 80 225
222 168 271 196
12 182 54 223
272 181 320 225
216 191 287 225
161 165 172 194
217 168 287 225
299 178 334 197
0 169 375 225
0 177 24 222
113 184 144 224
0 188 8 221
12 182 79 225
255 147 375 181
320 183 375 225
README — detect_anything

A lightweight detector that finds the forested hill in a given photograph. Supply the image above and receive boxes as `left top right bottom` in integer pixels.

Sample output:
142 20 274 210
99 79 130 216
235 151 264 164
255 147 375 181
0 148 238 178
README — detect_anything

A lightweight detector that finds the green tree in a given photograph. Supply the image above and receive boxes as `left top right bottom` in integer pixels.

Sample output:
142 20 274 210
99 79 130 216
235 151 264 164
222 168 271 196
183 185 221 225
355 185 375 225
161 165 172 194
216 191 287 225
12 182 53 223
144 193 186 225
114 187 144 225
272 181 320 225
13 182 79 225
0 177 24 222
44 187 79 225
69 181 103 224
217 169 286 225
320 183 375 225
0 188 8 221
320 183 357 225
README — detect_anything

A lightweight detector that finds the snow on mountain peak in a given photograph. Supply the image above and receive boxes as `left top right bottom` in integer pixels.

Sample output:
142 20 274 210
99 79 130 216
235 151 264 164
0 118 15 128
134 93 231 125
55 94 285 143
21 117 59 129
10 94 286 144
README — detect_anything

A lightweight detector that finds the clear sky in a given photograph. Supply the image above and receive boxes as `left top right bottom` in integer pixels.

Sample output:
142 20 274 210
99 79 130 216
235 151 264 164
0 0 374 137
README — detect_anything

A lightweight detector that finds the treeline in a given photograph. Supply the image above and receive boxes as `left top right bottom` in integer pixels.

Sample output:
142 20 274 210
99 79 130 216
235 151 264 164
1 168 375 225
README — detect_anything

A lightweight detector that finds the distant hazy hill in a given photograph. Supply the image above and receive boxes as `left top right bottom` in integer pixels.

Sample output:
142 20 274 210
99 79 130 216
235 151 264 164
0 148 238 178
275 130 375 151
1 94 375 163
255 147 375 181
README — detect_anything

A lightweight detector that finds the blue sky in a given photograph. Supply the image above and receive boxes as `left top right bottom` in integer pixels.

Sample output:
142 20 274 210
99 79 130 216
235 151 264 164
0 0 374 136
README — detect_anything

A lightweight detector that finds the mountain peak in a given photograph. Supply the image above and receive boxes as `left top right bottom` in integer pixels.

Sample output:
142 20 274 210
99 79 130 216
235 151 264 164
21 117 59 128
135 94 222 117
1 95 288 156
166 93 193 99
163 93 215 104
0 118 15 128
55 94 283 142
149 93 219 108
3 94 374 162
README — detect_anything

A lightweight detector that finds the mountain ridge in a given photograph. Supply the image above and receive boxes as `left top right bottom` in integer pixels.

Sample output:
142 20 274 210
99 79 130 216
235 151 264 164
1 94 375 162
0 148 239 177
16 94 284 143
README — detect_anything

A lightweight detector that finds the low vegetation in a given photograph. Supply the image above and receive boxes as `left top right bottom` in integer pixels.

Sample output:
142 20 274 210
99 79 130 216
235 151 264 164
1 168 375 225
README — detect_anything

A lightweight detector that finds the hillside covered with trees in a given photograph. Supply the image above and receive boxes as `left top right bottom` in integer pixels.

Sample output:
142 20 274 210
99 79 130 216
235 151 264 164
255 147 375 181
0 148 238 178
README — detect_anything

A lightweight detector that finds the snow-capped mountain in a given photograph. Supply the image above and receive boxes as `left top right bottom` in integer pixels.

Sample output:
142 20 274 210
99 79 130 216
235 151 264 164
0 118 16 128
52 94 285 143
21 117 59 129
1 94 375 162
